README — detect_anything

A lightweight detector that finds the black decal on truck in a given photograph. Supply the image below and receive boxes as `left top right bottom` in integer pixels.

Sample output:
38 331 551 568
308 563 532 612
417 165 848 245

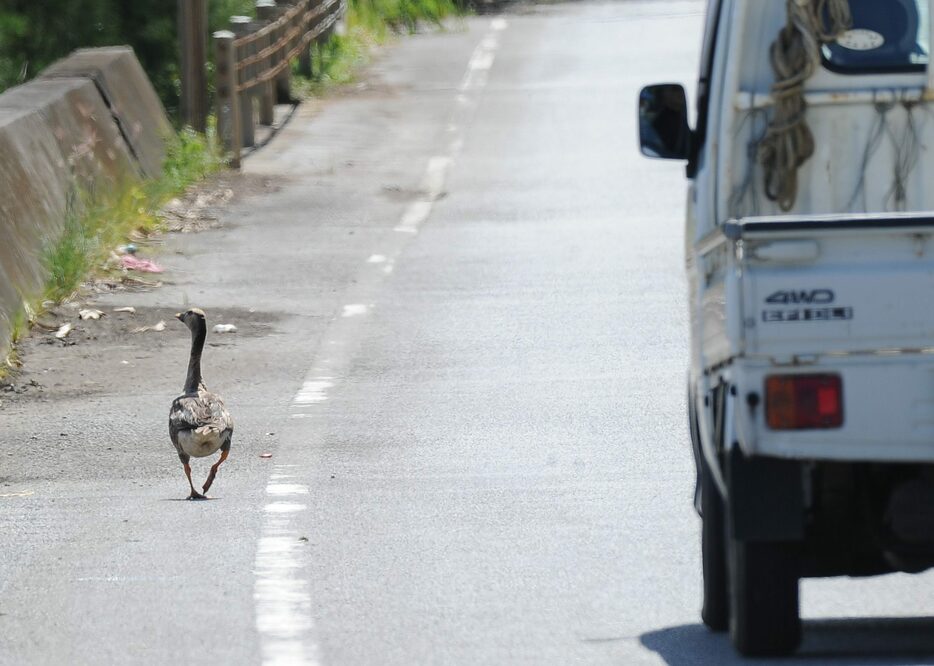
765 289 835 305
762 307 853 323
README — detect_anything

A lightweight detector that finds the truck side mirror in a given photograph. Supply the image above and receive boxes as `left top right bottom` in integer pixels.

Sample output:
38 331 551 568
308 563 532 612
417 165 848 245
638 83 692 160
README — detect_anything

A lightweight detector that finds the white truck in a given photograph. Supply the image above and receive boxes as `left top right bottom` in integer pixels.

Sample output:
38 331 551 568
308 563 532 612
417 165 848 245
639 0 934 656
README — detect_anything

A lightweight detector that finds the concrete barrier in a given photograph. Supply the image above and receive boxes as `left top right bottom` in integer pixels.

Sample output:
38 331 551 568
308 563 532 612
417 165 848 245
42 47 173 179
0 48 169 360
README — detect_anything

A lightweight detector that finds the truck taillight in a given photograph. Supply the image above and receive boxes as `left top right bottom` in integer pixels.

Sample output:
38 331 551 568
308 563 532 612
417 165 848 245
765 374 843 430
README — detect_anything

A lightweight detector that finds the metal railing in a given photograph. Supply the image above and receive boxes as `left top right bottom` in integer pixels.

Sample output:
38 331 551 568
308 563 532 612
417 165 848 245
214 0 344 167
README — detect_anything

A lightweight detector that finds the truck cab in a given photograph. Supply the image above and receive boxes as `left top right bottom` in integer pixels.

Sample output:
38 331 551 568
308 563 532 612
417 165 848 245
640 0 934 656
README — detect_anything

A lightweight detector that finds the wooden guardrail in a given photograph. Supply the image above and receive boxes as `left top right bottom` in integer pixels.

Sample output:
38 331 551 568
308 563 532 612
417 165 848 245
214 0 344 167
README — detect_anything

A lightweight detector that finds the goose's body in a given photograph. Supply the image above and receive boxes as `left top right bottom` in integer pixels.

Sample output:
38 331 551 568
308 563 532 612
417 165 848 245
171 390 232 458
169 308 233 499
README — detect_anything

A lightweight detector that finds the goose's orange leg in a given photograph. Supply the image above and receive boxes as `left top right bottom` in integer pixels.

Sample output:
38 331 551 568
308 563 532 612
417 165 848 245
185 463 206 500
202 448 230 494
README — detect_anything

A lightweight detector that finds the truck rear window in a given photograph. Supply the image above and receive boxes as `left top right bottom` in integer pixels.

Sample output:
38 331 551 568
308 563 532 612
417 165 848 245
821 0 929 73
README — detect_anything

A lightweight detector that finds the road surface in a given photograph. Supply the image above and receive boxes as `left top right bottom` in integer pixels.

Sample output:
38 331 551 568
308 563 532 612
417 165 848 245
1 1 933 664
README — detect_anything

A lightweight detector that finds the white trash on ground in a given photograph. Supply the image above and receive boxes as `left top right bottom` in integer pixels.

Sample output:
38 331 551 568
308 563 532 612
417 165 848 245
133 320 166 333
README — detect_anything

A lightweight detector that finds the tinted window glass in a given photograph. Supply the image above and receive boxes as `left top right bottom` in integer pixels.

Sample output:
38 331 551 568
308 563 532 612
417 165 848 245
821 0 929 73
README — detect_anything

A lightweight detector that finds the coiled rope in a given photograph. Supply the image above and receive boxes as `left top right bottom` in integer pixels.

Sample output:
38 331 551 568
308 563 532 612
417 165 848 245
758 0 851 211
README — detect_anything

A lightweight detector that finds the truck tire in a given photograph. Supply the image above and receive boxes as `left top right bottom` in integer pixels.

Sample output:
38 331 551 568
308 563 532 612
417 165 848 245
690 386 729 632
700 459 728 631
728 538 801 656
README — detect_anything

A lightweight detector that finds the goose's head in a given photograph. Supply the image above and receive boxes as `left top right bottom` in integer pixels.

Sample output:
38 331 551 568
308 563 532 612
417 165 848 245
175 307 206 330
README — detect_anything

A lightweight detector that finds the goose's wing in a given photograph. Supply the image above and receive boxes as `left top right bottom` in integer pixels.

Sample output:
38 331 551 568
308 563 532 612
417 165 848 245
170 390 234 438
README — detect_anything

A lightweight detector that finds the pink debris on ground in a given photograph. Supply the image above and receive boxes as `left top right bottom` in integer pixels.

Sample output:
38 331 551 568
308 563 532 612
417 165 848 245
260 453 273 459
121 255 164 273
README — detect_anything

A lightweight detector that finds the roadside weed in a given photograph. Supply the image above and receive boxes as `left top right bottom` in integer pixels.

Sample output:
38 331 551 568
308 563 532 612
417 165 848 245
40 127 222 305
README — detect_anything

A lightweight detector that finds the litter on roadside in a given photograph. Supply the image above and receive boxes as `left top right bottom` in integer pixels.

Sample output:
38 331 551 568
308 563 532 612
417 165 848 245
121 255 164 273
260 452 273 459
132 320 166 333
113 307 136 314
213 324 237 334
53 323 73 339
78 309 104 320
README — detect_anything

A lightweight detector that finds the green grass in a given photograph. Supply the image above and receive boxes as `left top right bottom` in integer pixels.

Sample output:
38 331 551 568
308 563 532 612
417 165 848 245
292 0 463 97
351 0 461 35
41 127 222 304
291 30 368 98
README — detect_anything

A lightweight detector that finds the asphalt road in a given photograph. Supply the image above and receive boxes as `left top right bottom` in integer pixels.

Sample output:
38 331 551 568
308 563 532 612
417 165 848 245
2 2 934 664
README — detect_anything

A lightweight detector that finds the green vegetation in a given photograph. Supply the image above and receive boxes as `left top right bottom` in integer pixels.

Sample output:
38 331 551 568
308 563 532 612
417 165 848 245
42 128 222 304
293 30 368 97
0 1 257 118
295 0 463 95
0 3 177 113
0 0 465 119
350 0 461 36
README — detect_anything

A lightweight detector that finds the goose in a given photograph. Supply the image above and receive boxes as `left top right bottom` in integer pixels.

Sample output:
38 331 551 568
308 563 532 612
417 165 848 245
169 308 234 500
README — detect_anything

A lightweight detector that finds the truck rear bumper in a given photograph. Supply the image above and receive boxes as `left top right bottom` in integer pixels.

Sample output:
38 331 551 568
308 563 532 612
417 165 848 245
733 354 934 462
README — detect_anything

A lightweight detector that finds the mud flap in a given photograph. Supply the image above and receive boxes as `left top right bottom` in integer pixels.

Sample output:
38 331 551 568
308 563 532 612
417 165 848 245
727 448 804 542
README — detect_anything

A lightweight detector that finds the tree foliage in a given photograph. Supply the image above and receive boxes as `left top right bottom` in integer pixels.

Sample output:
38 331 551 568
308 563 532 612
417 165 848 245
0 0 462 120
0 1 254 119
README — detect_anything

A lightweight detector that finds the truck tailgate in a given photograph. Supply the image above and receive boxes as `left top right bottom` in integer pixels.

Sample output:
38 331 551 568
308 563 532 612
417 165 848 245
730 214 934 358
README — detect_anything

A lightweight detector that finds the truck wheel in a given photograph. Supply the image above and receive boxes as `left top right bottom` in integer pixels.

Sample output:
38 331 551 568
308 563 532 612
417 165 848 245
700 460 728 632
728 538 801 656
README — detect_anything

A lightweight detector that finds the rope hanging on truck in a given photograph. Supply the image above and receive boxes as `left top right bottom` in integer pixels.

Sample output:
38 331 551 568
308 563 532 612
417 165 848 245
758 0 851 211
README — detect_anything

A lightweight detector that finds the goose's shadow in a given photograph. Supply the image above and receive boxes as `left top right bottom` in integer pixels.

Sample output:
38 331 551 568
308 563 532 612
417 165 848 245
161 497 222 502
640 617 934 665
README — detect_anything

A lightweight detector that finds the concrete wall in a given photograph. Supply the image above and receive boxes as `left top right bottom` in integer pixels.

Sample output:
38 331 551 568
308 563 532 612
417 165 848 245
42 47 173 179
0 48 170 358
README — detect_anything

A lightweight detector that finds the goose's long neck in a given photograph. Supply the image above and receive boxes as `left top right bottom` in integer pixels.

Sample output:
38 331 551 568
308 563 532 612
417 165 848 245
184 321 206 394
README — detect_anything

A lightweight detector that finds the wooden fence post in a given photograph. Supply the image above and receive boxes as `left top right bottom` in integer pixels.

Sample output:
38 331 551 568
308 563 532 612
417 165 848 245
229 16 256 149
275 4 293 103
178 0 208 132
256 0 278 126
298 0 313 76
213 30 241 168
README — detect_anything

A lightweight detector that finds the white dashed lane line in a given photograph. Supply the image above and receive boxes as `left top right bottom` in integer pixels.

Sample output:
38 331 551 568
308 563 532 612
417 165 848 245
252 18 508 666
